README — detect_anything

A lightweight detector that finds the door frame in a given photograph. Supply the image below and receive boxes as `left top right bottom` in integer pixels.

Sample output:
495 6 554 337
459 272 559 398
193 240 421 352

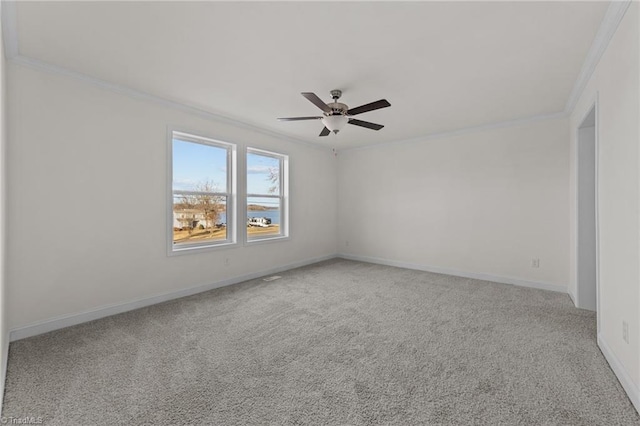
574 95 600 331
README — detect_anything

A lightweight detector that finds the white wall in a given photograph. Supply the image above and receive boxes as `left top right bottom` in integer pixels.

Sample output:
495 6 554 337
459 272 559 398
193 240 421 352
338 118 570 291
6 63 338 331
568 1 640 405
0 0 8 411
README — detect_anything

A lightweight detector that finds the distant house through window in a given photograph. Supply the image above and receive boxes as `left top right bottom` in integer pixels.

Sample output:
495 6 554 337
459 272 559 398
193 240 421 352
170 131 236 253
246 148 288 242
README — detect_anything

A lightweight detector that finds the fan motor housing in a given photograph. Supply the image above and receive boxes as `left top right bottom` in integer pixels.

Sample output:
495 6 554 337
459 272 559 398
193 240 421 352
328 102 348 114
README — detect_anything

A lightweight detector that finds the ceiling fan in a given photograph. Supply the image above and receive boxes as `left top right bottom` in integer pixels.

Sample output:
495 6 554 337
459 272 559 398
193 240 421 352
278 90 391 137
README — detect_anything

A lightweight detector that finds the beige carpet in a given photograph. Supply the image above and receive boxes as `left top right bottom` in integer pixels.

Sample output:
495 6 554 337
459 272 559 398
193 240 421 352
3 259 639 425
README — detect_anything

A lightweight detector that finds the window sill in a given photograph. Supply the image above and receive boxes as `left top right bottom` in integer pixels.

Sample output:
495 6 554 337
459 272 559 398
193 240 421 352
245 235 290 246
168 241 238 256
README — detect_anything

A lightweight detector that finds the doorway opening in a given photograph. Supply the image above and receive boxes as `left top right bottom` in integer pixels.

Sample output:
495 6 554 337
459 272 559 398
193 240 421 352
576 105 597 312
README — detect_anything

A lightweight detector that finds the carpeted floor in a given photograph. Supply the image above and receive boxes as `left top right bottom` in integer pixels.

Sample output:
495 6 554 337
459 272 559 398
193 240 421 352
3 259 639 425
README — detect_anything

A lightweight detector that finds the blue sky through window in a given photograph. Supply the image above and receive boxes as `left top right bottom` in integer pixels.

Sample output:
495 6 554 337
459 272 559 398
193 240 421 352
173 139 279 201
247 152 279 195
172 139 227 192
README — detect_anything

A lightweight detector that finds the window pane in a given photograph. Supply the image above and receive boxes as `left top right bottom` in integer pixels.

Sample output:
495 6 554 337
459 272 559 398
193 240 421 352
247 152 280 195
173 139 227 192
247 196 280 238
173 194 227 245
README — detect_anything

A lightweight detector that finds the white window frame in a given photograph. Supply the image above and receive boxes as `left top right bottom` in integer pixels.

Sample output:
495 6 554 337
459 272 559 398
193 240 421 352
168 130 237 255
246 147 289 243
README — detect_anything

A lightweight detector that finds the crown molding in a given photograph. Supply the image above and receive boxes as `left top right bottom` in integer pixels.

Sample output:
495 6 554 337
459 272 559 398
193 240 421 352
339 111 569 153
12 52 569 154
0 0 325 150
10 53 570 155
1 1 18 59
10 55 330 151
564 0 632 113
3 1 630 151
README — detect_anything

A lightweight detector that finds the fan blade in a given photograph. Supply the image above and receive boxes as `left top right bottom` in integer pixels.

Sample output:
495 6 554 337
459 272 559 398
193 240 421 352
302 92 332 113
348 119 384 131
319 127 331 137
347 99 391 116
278 116 322 121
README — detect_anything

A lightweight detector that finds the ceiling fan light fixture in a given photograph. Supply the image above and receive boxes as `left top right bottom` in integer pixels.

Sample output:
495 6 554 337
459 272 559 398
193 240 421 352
322 115 349 134
278 91 390 137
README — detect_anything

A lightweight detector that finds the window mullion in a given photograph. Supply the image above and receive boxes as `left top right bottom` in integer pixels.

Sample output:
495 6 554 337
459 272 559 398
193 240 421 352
246 193 281 199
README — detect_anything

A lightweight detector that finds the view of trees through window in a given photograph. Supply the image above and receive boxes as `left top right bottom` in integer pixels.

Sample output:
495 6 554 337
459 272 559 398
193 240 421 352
172 184 228 245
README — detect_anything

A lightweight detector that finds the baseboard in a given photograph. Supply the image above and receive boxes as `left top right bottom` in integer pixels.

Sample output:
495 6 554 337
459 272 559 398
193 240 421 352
9 254 337 342
598 333 640 414
9 253 566 341
568 289 577 306
338 253 566 293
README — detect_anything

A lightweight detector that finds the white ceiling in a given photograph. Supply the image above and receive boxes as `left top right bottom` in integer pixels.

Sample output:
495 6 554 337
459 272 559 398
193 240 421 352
13 1 609 149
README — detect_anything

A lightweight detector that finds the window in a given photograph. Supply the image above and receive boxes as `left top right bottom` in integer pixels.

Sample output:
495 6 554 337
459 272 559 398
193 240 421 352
246 148 288 241
170 131 235 253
